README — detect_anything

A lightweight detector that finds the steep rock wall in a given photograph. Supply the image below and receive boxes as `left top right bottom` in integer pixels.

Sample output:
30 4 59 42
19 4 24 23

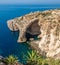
7 9 60 59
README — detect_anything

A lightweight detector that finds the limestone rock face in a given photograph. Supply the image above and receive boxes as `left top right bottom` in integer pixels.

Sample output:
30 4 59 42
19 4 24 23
0 56 6 65
7 19 19 31
7 9 60 59
7 17 40 42
26 19 40 35
0 62 6 65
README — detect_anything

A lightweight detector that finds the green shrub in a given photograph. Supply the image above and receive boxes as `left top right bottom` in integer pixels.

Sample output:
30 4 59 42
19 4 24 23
5 55 19 65
24 50 60 65
54 59 60 65
24 50 46 65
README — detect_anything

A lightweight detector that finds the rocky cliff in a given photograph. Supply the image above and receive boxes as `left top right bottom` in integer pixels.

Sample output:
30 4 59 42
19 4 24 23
7 9 60 59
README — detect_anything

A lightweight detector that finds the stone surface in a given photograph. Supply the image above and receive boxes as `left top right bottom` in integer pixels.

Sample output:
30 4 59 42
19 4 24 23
0 56 6 65
0 62 6 65
7 9 60 59
0 56 4 60
29 38 34 41
7 18 40 42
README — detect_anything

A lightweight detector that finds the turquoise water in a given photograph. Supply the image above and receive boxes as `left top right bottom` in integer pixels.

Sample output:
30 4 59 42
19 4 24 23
0 5 60 63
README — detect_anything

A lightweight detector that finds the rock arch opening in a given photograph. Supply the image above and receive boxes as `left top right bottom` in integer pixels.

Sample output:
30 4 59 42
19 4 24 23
25 19 41 41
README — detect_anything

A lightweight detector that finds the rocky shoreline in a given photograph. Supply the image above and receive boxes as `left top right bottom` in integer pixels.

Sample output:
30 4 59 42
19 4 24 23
7 9 60 59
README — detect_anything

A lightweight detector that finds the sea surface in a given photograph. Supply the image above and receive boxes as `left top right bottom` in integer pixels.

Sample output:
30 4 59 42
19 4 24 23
0 5 60 63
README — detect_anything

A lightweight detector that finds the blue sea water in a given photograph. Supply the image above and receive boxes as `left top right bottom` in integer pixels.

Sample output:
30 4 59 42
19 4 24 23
0 5 60 63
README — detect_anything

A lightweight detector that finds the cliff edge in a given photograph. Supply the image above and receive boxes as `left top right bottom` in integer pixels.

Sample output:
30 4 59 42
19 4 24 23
7 9 60 59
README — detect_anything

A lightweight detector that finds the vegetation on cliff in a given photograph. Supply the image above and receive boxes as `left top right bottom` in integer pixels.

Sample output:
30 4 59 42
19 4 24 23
5 55 19 65
0 51 60 65
24 50 60 65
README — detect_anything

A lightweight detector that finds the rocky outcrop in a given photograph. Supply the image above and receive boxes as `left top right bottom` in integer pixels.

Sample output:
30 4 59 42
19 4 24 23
0 56 6 65
7 17 40 42
7 9 60 59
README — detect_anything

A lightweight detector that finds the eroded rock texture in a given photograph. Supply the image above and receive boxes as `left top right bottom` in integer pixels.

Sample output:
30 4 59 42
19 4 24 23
7 9 60 59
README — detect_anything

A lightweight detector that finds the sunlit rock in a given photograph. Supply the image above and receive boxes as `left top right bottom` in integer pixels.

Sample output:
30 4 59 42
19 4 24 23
7 9 60 59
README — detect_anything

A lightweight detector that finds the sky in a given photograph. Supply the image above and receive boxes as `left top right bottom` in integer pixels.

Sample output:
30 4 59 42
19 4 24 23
0 0 60 5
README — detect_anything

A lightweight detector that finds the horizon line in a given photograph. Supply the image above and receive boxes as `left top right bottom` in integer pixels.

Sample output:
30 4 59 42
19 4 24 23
0 4 60 5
